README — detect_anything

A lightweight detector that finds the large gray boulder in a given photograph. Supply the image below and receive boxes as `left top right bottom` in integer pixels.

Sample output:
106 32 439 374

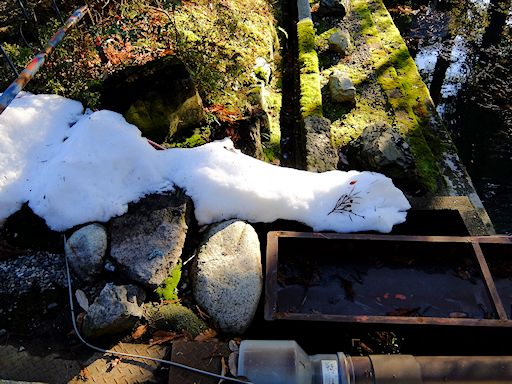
82 283 146 338
65 223 107 282
110 192 192 289
329 71 356 103
304 116 339 172
192 220 262 334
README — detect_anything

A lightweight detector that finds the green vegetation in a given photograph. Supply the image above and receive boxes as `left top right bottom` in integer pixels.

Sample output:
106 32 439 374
297 18 323 118
0 0 281 120
0 0 284 159
144 302 208 338
173 0 280 111
155 260 182 301
166 127 211 149
262 89 282 162
320 0 443 191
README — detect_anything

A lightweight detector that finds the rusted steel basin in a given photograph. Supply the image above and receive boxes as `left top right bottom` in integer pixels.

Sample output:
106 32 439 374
265 232 512 327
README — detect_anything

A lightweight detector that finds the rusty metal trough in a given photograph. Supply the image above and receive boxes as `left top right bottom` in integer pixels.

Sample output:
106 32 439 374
265 232 512 327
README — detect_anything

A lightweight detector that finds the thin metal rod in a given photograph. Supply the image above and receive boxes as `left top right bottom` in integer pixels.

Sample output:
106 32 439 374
18 23 35 48
0 5 88 115
51 0 65 24
0 43 19 77
16 0 36 23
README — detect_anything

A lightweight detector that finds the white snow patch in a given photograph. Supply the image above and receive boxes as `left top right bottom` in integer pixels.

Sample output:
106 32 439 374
0 93 84 221
0 94 411 233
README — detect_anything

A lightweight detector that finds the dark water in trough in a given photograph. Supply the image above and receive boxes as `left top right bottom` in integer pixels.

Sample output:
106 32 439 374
385 0 512 234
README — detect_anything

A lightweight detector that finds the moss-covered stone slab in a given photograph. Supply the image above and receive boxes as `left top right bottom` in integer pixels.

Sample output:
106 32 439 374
298 18 323 119
100 57 204 143
317 0 445 192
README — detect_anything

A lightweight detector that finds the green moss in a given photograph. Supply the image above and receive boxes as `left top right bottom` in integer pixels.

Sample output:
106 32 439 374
144 302 208 338
297 19 320 76
299 51 320 75
301 73 323 118
155 260 182 301
297 19 317 55
297 18 323 119
174 0 280 112
323 0 443 192
125 98 174 140
167 127 211 148
263 89 282 161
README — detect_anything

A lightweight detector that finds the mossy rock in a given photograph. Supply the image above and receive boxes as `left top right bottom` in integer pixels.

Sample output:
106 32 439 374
297 19 319 75
100 56 204 143
301 73 323 118
144 302 208 338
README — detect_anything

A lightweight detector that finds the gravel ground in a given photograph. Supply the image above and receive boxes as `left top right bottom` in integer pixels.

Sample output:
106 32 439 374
0 251 68 295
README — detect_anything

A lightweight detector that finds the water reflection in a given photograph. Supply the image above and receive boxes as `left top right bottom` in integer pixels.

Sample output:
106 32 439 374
386 0 512 234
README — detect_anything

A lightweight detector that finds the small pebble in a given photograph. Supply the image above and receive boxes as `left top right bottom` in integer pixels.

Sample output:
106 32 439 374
104 260 116 273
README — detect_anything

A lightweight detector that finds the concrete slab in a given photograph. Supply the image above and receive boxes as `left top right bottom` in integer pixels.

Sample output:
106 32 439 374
409 196 493 236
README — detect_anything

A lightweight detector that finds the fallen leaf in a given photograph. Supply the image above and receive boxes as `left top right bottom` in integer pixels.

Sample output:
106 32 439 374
196 305 210 320
77 367 89 381
76 312 86 330
218 356 228 384
111 357 121 367
150 330 180 346
228 339 239 352
131 324 148 340
194 328 218 342
228 351 238 377
75 289 89 311
106 357 122 372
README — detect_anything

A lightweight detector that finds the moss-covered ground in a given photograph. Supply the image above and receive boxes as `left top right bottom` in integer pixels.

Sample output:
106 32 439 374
0 0 283 160
312 0 445 191
297 18 323 119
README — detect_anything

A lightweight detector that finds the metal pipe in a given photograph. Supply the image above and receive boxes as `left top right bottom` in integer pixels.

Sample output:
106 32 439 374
0 5 88 115
415 356 512 383
238 340 512 384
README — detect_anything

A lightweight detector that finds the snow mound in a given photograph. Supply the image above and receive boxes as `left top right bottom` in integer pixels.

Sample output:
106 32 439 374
0 93 410 232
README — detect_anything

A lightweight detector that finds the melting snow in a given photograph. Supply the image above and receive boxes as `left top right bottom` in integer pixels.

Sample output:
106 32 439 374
0 93 410 233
